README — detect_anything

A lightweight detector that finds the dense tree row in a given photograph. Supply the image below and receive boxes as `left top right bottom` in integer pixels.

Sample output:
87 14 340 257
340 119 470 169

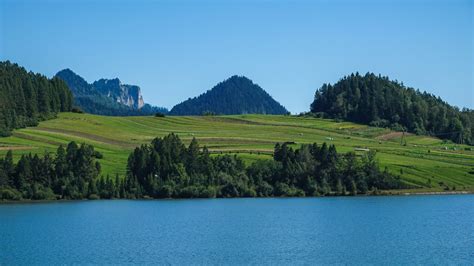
124 134 405 198
55 69 168 116
0 61 73 136
0 142 102 200
170 75 288 115
0 134 406 201
310 73 474 145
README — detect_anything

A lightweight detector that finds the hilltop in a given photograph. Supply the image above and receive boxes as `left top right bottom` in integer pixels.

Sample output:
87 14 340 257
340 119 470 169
170 75 288 115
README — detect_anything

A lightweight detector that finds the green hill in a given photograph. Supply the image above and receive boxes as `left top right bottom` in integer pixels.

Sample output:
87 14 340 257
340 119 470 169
310 72 474 144
0 112 473 192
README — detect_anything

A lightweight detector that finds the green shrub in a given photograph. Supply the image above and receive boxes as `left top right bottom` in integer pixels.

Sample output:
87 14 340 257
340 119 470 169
93 151 104 159
71 107 84 113
158 185 174 198
31 185 56 200
0 187 22 200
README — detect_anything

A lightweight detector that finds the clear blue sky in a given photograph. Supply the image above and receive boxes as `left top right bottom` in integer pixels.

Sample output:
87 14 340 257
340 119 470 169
1 0 472 113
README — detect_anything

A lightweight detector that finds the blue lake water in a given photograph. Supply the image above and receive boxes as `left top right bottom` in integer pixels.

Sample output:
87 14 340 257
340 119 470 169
1 195 473 265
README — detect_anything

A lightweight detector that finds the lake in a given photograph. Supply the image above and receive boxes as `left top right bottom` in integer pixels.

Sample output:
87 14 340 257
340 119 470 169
1 195 473 265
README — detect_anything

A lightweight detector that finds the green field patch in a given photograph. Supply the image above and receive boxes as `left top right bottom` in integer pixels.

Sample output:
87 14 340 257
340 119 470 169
0 112 472 192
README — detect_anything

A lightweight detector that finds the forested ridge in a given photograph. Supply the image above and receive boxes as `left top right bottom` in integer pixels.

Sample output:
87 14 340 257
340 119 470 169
0 134 404 200
311 73 474 145
0 61 73 136
170 75 288 115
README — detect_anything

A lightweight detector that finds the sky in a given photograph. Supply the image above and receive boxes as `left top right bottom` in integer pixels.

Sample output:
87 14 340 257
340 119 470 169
0 0 472 113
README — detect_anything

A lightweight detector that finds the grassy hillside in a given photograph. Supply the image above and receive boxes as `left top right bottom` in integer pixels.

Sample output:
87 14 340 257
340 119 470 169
0 113 473 192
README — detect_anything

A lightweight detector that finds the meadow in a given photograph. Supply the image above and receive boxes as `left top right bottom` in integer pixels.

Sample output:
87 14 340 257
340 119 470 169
0 113 473 192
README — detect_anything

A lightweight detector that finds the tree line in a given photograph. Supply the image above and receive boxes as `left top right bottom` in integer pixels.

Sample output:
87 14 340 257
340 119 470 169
0 142 103 200
123 134 405 199
0 134 405 200
310 73 474 145
0 141 134 200
0 61 74 136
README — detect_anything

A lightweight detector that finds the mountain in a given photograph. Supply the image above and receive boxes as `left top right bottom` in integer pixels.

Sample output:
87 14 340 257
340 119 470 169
55 69 167 116
92 78 144 109
0 61 73 136
310 72 474 145
170 75 288 115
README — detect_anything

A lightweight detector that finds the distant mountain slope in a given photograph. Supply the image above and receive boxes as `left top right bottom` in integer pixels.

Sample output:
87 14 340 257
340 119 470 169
310 72 474 145
55 69 167 116
169 75 288 115
0 61 73 136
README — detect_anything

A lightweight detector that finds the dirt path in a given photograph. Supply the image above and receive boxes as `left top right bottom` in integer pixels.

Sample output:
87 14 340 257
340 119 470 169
12 132 64 146
376 131 412 141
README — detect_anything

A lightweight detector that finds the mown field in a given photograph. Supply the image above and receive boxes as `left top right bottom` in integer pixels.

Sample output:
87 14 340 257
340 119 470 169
0 113 473 192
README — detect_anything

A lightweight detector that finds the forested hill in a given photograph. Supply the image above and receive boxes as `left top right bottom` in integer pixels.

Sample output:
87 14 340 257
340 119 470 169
0 61 73 136
169 75 288 115
310 73 474 145
55 69 168 116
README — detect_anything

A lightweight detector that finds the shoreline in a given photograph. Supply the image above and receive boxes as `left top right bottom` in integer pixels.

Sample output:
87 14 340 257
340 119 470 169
380 189 474 196
398 191 472 196
1 190 473 204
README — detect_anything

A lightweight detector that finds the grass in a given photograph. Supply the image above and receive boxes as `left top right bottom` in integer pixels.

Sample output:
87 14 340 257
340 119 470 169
1 112 473 192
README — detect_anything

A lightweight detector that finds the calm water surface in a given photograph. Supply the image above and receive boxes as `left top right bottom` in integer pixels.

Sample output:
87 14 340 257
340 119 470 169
1 195 473 265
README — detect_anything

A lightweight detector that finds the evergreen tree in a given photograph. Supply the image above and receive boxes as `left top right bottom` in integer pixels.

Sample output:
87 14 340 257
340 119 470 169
0 61 73 136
